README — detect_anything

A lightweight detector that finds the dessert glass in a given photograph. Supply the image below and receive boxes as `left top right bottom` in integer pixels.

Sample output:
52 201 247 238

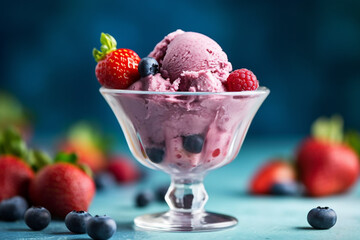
100 87 269 231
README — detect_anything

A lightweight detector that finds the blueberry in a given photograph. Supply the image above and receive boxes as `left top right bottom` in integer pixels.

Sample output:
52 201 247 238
183 194 194 209
65 210 92 234
135 191 154 207
183 134 204 153
0 196 28 221
86 215 117 240
156 185 169 202
138 57 159 77
270 182 299 196
307 206 337 229
24 206 51 230
145 148 164 163
95 172 116 190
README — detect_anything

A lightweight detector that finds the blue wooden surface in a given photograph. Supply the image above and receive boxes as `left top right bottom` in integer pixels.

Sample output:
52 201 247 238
1 136 359 240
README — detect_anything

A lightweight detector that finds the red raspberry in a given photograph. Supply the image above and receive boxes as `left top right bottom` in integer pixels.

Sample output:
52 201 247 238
226 68 259 91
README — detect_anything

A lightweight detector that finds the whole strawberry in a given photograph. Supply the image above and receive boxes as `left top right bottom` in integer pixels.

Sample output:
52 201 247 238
0 128 37 201
29 153 95 219
0 155 34 201
249 159 296 195
93 33 140 89
296 116 360 197
60 122 109 173
107 155 140 183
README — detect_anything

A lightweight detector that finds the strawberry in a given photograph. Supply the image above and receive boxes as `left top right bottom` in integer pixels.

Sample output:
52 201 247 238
0 155 34 201
93 33 140 89
59 122 109 173
0 128 41 201
62 142 106 173
296 116 360 197
107 155 140 183
249 159 296 195
29 153 95 219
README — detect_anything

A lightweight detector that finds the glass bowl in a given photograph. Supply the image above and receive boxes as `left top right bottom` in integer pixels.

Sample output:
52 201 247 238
100 87 269 231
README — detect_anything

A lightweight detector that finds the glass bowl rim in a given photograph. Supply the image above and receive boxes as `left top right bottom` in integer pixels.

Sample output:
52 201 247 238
100 86 270 96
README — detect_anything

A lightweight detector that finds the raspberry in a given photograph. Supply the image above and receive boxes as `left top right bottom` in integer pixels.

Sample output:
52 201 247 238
226 68 259 91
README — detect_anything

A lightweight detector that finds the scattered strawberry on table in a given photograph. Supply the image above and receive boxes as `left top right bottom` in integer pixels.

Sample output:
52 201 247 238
107 155 140 184
59 122 110 173
249 115 360 197
249 159 297 195
296 116 359 196
29 153 95 219
0 128 51 201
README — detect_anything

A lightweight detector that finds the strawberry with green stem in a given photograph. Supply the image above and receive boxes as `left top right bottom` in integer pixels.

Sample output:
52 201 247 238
29 153 95 219
296 115 360 197
60 121 111 173
93 33 141 89
0 128 51 201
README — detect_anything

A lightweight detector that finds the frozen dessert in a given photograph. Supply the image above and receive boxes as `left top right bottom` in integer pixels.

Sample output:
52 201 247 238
129 30 232 92
94 30 264 174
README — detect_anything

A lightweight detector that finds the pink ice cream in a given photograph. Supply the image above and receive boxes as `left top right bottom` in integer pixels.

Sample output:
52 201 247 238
107 91 263 175
131 30 232 92
107 30 265 174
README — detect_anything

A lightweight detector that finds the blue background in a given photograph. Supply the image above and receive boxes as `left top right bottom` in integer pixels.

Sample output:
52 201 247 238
1 0 360 140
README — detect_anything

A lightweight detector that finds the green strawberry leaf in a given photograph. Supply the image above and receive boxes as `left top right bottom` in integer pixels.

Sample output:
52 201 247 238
311 115 343 143
28 149 52 171
54 152 93 177
0 127 28 160
93 33 117 62
79 163 93 178
54 152 78 164
344 130 360 158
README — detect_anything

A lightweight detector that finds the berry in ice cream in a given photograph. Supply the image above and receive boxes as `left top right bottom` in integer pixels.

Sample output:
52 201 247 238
227 68 259 91
138 57 159 78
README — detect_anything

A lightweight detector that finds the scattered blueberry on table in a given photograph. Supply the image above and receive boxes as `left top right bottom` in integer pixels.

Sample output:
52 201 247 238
94 172 117 190
65 210 92 234
24 206 51 230
307 206 337 229
135 191 154 207
270 182 299 196
156 185 169 202
0 196 28 221
86 215 117 240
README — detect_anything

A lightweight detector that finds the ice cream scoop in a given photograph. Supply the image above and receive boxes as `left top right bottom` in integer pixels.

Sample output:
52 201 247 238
144 30 232 92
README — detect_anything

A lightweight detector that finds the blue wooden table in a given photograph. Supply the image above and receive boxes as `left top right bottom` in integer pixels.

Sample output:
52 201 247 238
1 137 359 239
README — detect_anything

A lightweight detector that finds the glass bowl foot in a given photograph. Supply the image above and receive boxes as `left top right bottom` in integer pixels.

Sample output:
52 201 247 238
134 210 237 232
